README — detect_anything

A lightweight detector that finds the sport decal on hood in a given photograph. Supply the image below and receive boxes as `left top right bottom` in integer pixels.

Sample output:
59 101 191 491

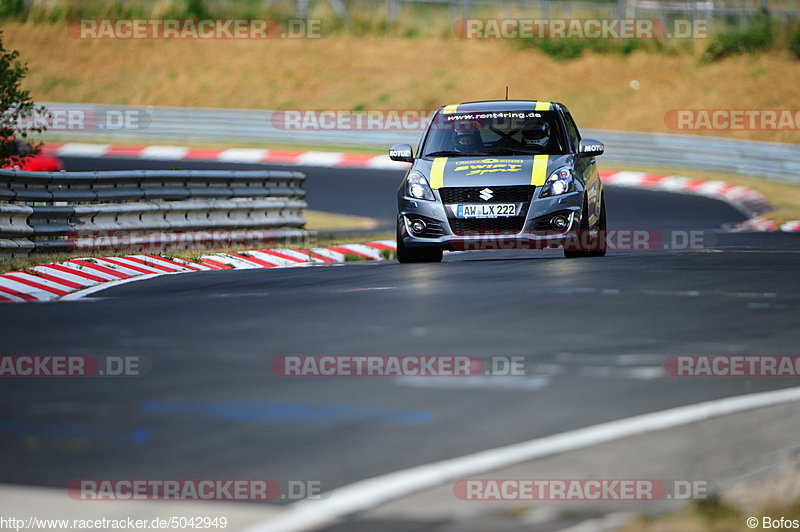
429 155 550 189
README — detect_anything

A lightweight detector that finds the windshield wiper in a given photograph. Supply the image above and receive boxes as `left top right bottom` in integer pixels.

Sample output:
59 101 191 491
423 151 487 158
482 147 548 155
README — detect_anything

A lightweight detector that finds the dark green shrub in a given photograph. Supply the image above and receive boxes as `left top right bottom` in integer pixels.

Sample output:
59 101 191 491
534 39 588 61
515 38 647 61
0 0 25 19
702 13 776 62
788 23 800 59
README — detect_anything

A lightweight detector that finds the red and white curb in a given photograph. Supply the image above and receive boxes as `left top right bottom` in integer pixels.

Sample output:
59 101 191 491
42 143 408 170
599 170 800 232
732 217 800 232
0 241 396 303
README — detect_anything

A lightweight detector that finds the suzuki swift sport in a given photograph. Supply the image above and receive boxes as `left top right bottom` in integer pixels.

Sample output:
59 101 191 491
390 100 607 263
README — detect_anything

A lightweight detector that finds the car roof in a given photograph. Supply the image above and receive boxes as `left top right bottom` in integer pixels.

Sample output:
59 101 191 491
436 100 566 114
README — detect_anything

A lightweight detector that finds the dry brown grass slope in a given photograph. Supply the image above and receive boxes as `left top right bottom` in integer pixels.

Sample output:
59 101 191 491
3 22 800 143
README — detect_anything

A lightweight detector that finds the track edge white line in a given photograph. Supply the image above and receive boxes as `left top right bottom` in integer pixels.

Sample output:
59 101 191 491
60 272 169 300
245 386 800 532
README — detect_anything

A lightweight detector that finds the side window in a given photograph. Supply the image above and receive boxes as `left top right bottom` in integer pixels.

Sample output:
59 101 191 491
564 113 581 151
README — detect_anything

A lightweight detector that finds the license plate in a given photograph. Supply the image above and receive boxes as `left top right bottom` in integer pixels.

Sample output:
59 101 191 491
455 203 517 219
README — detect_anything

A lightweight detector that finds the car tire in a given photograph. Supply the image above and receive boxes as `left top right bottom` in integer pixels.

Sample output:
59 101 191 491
564 195 606 258
396 225 443 263
589 195 607 257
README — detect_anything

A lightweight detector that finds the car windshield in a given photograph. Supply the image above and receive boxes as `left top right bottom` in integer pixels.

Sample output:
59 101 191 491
422 110 567 157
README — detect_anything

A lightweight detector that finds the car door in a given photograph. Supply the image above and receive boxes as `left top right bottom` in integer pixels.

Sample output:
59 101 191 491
564 111 601 226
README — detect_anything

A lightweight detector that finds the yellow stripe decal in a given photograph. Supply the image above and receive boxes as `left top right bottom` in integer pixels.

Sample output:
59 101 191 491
531 154 549 186
429 157 448 189
442 104 459 115
534 101 551 111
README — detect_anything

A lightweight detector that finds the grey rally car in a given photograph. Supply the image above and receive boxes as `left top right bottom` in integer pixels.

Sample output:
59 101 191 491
390 100 606 263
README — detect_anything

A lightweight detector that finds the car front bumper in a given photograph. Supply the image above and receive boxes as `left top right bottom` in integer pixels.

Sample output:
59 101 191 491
398 189 585 251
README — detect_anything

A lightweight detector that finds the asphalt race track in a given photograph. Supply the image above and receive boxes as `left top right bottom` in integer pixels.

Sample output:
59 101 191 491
1 157 799 508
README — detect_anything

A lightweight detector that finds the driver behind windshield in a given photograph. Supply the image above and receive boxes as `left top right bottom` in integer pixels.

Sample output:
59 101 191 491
522 118 551 148
453 130 484 153
424 111 564 157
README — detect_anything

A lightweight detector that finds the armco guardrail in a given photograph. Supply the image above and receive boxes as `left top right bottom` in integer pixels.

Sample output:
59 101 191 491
581 129 800 185
0 169 308 257
40 102 800 185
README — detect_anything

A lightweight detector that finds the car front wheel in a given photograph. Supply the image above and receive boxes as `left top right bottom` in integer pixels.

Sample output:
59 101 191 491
396 225 443 263
564 196 607 258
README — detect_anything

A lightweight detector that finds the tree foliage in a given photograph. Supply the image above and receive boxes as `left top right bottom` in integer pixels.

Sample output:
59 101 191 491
0 31 47 168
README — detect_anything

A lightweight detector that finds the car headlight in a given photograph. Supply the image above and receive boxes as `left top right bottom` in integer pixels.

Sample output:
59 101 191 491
541 167 574 197
406 171 435 201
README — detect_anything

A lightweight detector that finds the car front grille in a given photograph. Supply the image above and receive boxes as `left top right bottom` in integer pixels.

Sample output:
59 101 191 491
439 185 536 204
447 217 527 236
440 185 535 236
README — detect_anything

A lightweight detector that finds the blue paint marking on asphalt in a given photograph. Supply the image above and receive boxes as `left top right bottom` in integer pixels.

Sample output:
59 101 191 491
131 427 151 444
140 399 434 425
0 419 151 444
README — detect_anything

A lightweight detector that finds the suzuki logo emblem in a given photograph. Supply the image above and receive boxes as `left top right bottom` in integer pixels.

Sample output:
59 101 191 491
479 188 493 201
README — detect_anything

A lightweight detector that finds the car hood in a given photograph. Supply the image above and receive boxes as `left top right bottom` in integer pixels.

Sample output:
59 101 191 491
415 154 574 189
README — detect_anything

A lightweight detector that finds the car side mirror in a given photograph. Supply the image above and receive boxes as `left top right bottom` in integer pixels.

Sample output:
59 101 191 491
389 143 414 163
578 139 604 157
